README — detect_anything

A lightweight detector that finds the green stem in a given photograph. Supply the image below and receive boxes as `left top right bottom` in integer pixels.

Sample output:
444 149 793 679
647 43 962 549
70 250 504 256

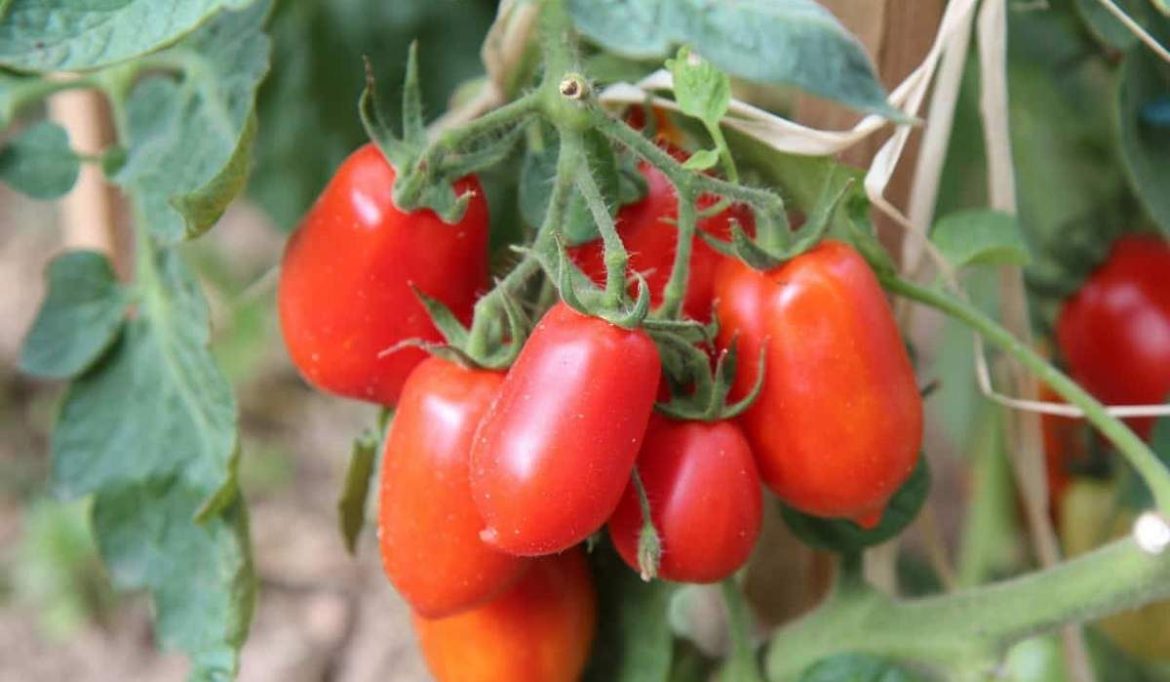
707 122 739 184
766 535 1170 680
881 274 1170 517
656 186 697 320
722 579 764 682
570 131 630 307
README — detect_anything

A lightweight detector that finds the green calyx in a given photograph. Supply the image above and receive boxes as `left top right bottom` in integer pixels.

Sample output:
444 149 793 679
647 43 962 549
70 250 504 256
654 330 766 423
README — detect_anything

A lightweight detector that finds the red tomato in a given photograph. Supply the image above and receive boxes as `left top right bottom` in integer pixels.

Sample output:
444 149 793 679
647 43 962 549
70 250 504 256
1056 234 1170 440
413 549 597 682
278 143 489 405
569 161 751 321
607 415 763 582
713 240 923 527
1039 384 1087 511
377 357 527 618
471 302 661 555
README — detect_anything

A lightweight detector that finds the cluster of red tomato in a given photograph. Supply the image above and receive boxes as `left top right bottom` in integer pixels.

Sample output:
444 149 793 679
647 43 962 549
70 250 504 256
277 138 925 680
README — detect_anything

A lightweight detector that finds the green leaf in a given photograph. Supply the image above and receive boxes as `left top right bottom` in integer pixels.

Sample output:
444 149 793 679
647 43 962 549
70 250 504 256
20 250 126 379
781 457 930 553
1071 0 1168 51
568 0 896 117
1119 46 1170 236
583 542 675 682
931 210 1030 270
681 148 719 171
798 653 922 682
112 0 270 243
0 0 253 72
52 250 238 508
94 479 255 680
338 428 380 555
0 120 80 199
667 46 730 126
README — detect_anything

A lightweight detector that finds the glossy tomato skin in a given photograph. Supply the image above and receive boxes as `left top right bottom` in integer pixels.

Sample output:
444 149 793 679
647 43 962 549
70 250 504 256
278 143 489 405
413 549 597 682
713 240 923 527
1056 234 1170 440
471 302 661 555
608 415 763 583
569 161 751 322
377 357 527 618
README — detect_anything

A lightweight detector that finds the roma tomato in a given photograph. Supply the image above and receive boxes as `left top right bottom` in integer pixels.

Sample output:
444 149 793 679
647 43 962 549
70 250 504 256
569 161 751 322
713 240 923 527
608 415 763 583
471 302 661 555
377 357 526 618
413 549 597 682
1056 234 1170 440
278 143 489 405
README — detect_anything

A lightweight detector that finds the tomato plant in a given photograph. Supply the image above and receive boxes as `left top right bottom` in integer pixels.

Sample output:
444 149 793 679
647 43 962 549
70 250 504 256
376 356 527 618
470 302 660 556
412 549 597 682
714 240 923 528
278 143 489 406
9 0 1170 680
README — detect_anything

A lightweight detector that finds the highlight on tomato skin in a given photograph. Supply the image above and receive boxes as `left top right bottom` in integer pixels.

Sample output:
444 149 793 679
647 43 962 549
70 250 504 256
412 549 598 682
277 143 490 406
470 302 661 557
377 356 528 619
607 415 763 583
713 240 924 528
1056 233 1170 441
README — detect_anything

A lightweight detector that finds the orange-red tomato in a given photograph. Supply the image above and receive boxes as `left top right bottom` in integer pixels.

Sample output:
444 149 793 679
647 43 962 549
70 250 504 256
608 415 763 582
377 357 527 618
471 302 661 556
569 160 751 322
278 143 489 405
413 550 597 682
713 241 923 527
1056 234 1170 440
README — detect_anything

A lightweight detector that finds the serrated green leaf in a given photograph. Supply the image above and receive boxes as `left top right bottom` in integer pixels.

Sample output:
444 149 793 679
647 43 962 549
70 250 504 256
20 250 126 379
113 0 270 243
0 0 253 72
1119 47 1170 236
931 210 1030 270
681 148 719 171
667 46 730 126
338 428 380 555
583 542 675 682
0 120 80 199
52 250 238 506
93 479 254 681
568 0 895 117
798 653 922 682
781 457 930 553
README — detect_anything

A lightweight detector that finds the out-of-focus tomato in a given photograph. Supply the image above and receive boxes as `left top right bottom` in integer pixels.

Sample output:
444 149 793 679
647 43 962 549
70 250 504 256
471 302 660 555
1056 234 1170 440
278 143 489 405
413 549 597 682
377 357 527 618
608 415 763 582
713 241 923 527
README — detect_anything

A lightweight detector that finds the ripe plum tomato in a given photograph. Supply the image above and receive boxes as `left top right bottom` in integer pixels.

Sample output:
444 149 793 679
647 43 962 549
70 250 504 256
413 549 597 682
278 143 489 405
569 160 751 322
713 240 923 527
377 357 527 618
1056 234 1170 440
470 302 661 556
608 415 763 583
